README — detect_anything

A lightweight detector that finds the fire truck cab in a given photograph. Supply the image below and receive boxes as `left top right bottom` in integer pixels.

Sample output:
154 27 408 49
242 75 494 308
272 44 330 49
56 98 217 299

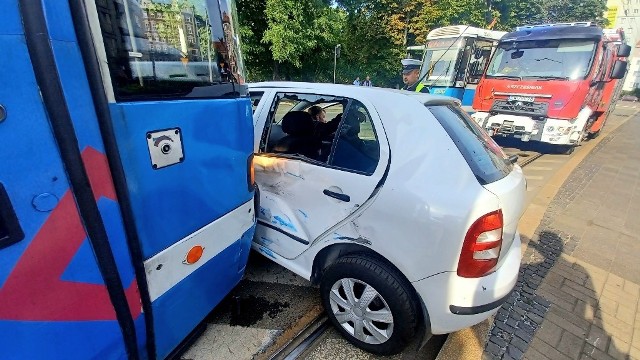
471 22 630 152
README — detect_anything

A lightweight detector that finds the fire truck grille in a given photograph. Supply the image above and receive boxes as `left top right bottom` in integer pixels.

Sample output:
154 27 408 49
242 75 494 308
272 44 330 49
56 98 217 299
490 100 549 117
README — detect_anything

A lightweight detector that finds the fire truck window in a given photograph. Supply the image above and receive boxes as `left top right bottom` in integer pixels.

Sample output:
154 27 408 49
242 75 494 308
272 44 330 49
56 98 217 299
486 39 597 80
95 0 246 101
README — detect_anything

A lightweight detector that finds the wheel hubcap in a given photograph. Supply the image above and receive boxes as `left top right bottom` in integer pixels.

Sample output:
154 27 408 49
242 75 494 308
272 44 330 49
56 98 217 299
328 278 394 344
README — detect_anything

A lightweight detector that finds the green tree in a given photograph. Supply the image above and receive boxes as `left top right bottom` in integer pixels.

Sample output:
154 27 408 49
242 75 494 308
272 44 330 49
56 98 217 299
241 0 342 80
237 0 273 80
542 0 608 25
489 0 545 31
335 0 407 86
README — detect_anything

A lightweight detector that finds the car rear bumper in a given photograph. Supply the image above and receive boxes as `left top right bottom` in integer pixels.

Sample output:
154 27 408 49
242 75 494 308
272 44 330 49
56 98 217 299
412 232 521 334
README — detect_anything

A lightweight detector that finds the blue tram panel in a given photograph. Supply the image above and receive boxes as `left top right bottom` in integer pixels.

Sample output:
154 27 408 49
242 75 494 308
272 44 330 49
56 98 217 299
0 0 256 359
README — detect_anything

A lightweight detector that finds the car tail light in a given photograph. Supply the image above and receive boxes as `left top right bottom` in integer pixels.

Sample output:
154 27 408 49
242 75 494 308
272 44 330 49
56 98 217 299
457 210 503 278
247 154 255 192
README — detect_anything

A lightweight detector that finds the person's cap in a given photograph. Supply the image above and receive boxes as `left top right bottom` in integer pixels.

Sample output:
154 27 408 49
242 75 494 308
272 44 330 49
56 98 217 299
401 58 421 74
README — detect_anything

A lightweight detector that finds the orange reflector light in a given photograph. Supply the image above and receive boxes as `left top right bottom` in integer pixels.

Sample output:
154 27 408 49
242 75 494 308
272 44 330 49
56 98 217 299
247 154 256 191
184 245 204 265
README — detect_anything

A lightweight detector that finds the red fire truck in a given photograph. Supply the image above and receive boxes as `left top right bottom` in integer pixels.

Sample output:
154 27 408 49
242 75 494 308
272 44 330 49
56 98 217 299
471 22 630 152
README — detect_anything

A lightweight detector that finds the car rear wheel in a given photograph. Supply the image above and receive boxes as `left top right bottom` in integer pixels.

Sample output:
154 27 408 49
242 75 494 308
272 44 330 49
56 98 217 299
319 255 420 355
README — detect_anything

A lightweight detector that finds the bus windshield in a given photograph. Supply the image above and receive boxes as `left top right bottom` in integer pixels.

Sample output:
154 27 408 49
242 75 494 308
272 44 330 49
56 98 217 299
486 39 597 80
420 38 463 87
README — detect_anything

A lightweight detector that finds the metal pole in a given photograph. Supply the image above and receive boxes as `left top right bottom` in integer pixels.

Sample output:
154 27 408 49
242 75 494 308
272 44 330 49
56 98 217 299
334 44 340 83
334 46 337 83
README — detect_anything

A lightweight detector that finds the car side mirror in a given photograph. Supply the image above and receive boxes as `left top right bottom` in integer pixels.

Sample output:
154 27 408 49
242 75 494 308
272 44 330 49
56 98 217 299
618 44 631 58
611 60 628 80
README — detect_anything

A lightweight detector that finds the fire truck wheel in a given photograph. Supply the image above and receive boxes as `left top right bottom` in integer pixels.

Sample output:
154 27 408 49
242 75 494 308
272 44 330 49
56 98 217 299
555 145 575 155
587 130 600 140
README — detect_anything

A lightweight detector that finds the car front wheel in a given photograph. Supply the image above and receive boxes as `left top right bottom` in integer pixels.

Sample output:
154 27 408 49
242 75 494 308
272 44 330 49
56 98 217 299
319 255 420 355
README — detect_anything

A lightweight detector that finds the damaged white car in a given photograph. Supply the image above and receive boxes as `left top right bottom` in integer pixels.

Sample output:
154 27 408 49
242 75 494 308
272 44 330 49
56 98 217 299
249 82 525 355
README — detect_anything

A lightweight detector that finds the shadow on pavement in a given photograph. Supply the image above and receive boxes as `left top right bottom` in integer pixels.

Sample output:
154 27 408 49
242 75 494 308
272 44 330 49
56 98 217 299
482 230 625 359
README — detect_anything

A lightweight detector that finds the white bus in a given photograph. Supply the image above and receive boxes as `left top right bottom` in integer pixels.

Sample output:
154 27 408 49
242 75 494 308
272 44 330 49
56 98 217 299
411 25 506 108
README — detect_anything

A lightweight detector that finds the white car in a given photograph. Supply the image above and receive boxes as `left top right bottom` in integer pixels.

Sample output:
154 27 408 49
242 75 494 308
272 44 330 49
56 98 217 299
249 82 525 355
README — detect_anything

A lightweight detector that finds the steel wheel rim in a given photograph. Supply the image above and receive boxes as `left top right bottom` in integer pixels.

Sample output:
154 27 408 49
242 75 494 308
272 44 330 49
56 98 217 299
328 278 394 344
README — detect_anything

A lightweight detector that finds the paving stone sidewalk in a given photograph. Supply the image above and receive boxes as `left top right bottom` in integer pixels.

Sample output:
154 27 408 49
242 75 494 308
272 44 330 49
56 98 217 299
483 117 640 360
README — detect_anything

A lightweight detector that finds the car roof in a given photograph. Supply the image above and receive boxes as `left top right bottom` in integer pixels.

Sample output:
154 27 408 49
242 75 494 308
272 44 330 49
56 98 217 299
248 81 460 107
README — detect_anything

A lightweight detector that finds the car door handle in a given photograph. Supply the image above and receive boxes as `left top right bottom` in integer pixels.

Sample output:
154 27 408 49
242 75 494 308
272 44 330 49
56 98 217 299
323 189 350 202
0 183 25 250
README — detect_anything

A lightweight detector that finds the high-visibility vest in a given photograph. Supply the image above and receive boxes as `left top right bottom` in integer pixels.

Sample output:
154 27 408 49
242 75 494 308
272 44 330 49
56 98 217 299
416 83 426 93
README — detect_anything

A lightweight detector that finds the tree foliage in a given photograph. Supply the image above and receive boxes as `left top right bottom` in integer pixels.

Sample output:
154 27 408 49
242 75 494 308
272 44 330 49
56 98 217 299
236 0 610 86
543 0 609 25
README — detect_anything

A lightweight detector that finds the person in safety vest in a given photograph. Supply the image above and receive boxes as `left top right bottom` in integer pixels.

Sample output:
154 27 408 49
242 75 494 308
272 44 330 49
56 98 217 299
401 58 429 93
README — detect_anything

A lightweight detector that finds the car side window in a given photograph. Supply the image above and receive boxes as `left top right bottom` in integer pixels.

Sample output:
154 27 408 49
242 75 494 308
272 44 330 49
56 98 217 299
330 101 380 175
259 93 345 163
250 91 264 113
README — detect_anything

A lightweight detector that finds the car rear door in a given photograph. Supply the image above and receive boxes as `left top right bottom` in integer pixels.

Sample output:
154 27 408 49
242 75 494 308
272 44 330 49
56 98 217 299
253 91 390 259
428 104 526 264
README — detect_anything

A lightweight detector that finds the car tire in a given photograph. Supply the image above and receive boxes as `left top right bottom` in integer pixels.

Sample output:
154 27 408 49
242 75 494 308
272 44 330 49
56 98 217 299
319 255 420 355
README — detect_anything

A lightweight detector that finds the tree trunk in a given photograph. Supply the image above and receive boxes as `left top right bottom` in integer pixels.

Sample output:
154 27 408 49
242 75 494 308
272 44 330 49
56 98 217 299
272 61 279 80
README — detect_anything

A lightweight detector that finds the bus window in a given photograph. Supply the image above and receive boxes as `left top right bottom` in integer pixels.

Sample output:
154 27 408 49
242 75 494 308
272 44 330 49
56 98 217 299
97 0 246 100
467 40 494 84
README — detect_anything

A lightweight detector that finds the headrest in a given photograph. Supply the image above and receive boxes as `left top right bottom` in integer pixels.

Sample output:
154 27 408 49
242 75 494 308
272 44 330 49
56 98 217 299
281 111 315 136
342 111 363 137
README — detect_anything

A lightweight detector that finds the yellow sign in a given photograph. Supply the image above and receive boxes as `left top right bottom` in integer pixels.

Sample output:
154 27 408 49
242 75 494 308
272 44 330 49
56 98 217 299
605 6 618 26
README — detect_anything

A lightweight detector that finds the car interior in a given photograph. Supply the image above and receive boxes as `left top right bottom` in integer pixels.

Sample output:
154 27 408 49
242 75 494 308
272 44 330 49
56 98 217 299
258 92 381 174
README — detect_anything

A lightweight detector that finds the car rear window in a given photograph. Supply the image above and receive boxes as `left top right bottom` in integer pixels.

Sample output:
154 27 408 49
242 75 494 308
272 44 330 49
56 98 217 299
427 105 513 184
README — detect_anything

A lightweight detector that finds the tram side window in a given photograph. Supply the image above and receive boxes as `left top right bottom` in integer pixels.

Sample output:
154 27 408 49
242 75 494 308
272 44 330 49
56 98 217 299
467 40 494 84
95 0 246 101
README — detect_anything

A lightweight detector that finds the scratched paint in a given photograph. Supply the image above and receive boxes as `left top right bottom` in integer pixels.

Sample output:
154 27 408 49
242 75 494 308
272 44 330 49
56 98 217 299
256 236 274 246
285 172 304 180
258 206 272 221
272 215 296 232
297 209 308 219
258 246 276 259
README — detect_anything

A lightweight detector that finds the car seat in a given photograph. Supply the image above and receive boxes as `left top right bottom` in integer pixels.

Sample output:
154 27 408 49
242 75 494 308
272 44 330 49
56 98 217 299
273 111 320 159
331 111 378 173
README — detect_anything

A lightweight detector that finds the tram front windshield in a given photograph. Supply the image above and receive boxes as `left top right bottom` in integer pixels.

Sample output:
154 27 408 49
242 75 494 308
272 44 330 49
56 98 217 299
420 38 463 87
